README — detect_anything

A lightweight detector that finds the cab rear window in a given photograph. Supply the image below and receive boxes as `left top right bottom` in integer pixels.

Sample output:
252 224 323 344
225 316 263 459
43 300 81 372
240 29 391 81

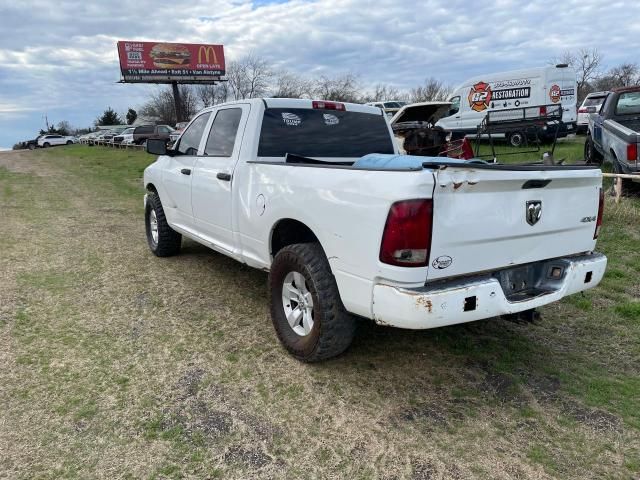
258 108 394 158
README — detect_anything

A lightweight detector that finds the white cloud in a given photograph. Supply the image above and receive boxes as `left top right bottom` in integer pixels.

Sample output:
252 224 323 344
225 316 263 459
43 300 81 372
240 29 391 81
0 0 638 147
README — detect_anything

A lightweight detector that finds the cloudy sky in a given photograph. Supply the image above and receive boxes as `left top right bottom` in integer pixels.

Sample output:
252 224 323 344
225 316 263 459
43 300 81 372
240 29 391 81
0 0 637 148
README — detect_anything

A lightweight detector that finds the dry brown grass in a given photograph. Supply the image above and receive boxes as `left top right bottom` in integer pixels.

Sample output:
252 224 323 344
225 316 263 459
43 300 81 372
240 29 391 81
0 147 638 479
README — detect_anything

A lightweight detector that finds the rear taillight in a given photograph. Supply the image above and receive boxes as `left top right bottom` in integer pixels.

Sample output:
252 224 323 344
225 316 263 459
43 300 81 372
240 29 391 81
594 188 604 239
627 143 638 162
380 199 433 267
578 108 587 113
312 100 345 111
539 106 547 116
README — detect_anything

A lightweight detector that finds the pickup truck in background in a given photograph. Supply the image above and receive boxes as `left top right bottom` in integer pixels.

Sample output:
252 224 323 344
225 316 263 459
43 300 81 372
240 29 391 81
143 98 607 362
585 86 640 184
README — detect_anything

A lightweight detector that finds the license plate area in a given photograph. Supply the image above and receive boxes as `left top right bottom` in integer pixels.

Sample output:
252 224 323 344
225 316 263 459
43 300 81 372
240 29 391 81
495 259 569 302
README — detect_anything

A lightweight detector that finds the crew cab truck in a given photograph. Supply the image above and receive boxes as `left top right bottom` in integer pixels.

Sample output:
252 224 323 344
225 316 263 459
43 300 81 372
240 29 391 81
585 87 640 184
143 98 607 362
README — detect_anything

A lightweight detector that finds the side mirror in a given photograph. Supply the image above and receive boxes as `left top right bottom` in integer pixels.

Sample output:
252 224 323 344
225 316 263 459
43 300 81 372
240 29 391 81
146 138 168 156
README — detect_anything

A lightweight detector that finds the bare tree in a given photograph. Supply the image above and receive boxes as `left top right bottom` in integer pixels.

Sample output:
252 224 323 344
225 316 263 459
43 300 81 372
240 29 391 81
312 73 362 103
609 63 639 87
140 85 199 125
271 70 313 98
362 83 406 103
553 48 602 101
408 77 452 103
196 82 230 107
227 53 273 100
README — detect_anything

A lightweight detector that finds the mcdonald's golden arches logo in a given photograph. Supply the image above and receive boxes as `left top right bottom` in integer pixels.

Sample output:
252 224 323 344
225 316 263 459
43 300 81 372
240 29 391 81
198 46 218 65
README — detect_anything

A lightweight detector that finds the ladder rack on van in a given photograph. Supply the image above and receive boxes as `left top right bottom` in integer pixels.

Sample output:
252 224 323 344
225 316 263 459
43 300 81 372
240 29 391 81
474 104 563 162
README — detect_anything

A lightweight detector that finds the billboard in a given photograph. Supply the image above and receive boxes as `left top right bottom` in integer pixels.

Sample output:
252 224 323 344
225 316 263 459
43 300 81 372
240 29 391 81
117 41 225 83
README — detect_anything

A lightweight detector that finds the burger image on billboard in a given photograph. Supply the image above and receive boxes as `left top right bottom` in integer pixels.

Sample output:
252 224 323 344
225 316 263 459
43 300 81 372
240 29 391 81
150 43 191 69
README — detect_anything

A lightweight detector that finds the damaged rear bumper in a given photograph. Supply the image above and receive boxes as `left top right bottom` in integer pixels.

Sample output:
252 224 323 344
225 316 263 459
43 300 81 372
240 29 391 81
372 252 607 329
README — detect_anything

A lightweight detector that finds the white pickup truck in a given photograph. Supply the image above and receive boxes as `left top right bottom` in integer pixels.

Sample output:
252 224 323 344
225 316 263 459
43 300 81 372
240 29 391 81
143 98 607 362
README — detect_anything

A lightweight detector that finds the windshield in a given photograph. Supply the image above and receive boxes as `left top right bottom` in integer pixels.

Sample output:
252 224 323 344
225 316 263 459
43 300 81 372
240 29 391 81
615 92 640 115
258 108 394 158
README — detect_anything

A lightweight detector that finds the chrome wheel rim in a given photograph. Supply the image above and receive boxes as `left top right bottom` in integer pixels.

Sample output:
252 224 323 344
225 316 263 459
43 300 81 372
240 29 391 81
149 209 159 245
282 271 314 337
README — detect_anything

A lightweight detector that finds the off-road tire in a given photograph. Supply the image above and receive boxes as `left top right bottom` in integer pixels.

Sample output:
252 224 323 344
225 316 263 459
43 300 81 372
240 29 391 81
584 136 603 165
269 243 356 362
145 192 181 257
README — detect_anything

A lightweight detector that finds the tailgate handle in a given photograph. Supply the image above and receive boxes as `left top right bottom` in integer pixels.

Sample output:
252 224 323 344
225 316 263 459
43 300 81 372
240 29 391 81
522 179 551 189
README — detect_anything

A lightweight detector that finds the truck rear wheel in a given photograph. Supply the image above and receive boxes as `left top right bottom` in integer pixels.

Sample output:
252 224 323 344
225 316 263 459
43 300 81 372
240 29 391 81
507 131 526 148
269 243 356 362
145 192 182 257
584 137 603 165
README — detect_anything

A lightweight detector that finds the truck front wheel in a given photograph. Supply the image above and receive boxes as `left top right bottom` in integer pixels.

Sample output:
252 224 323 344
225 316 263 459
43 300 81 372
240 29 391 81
269 243 356 362
145 192 182 257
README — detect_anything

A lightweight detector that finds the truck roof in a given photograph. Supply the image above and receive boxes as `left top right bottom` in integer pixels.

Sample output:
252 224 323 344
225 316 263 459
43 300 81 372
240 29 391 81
197 98 383 116
611 86 640 94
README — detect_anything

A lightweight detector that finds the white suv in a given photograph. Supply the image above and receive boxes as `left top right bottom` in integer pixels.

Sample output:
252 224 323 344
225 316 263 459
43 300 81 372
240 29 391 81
577 91 609 134
37 134 77 148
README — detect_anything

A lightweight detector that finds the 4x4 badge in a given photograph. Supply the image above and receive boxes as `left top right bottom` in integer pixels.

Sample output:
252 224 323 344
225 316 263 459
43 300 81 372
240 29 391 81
526 200 542 226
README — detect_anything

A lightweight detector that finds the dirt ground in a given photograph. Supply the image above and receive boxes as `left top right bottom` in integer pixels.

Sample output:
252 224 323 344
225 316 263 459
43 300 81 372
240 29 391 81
0 147 639 479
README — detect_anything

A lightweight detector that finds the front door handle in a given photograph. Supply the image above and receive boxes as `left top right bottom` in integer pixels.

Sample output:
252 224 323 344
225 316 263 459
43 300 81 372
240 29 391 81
181 168 191 175
217 172 232 181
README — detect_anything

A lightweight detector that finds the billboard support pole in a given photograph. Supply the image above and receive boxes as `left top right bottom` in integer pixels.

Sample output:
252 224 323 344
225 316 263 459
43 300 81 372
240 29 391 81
171 81 184 123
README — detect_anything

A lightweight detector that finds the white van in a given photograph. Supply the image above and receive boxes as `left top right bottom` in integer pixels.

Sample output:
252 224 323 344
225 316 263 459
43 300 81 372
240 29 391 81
436 65 577 146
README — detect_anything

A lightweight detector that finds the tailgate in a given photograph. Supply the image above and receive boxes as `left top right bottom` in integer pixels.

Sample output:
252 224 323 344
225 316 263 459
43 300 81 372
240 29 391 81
427 165 602 281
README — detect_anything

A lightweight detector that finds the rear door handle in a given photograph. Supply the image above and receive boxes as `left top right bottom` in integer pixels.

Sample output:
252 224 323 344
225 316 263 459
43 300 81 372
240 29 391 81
181 168 191 175
217 172 232 181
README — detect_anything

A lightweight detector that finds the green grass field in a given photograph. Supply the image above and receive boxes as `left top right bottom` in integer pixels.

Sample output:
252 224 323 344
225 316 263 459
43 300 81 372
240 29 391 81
0 141 638 479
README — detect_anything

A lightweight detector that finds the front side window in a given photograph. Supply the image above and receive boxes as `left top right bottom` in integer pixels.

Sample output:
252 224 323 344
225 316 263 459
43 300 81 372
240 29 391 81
177 113 211 155
448 96 461 116
205 108 243 157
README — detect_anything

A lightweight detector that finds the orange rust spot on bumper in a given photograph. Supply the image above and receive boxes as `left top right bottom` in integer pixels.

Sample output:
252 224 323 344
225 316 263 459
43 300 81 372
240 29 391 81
415 296 433 313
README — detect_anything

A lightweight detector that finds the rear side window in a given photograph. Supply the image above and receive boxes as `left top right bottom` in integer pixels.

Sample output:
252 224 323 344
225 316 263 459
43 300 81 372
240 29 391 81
135 125 154 134
258 108 394 158
177 113 211 155
205 108 242 157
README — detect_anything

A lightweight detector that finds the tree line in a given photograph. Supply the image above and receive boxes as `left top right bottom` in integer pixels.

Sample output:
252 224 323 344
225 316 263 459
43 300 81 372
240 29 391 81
139 53 453 125
552 48 640 102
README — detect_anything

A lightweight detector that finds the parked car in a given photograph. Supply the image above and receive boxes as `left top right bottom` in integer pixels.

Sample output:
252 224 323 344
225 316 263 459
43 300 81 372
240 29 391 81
133 125 174 145
365 100 407 117
113 127 136 145
436 65 578 146
37 134 77 148
101 126 128 143
142 98 607 362
577 91 609 134
389 101 452 155
585 86 640 185
169 121 189 144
